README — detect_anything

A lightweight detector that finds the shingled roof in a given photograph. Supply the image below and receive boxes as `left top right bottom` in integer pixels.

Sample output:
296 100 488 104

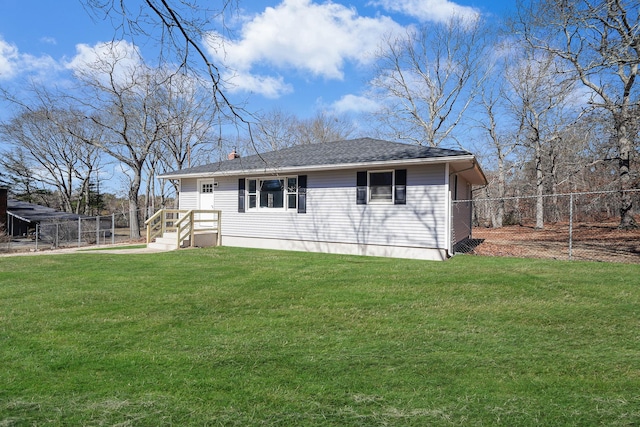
7 199 85 223
160 137 478 179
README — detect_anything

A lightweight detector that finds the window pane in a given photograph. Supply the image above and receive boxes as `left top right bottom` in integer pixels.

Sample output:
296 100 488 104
371 185 392 200
370 172 392 186
248 179 256 193
259 179 284 208
249 194 256 208
370 172 393 201
287 177 297 192
288 194 297 209
260 179 283 192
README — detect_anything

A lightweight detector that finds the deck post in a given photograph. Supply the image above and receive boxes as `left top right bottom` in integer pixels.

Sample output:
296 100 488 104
189 211 195 247
217 211 222 246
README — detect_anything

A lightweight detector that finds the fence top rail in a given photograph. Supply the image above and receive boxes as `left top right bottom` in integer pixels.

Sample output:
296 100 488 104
459 188 640 204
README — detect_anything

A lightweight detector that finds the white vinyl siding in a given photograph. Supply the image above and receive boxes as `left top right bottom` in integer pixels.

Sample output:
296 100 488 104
201 164 448 250
179 178 198 210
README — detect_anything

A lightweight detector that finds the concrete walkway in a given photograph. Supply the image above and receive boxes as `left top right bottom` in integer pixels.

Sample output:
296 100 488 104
0 244 169 257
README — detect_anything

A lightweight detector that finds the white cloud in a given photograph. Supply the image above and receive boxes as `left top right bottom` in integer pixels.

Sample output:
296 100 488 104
66 40 143 86
40 37 57 45
205 0 404 98
331 94 380 114
0 37 59 81
370 0 480 23
225 70 293 98
0 39 19 79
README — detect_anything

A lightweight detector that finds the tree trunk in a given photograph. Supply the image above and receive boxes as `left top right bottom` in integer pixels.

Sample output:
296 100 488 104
618 152 636 229
129 173 142 238
617 118 637 229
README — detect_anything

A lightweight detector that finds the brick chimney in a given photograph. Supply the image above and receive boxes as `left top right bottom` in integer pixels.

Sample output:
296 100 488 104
227 149 240 160
0 188 7 234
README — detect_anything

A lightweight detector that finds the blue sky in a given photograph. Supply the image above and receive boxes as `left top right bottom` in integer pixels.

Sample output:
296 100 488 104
0 0 515 121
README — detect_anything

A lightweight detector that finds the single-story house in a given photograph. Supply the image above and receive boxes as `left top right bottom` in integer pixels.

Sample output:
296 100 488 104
159 137 486 260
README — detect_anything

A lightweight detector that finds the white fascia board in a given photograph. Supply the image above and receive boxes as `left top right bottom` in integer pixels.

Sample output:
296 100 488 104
7 211 32 223
159 154 477 180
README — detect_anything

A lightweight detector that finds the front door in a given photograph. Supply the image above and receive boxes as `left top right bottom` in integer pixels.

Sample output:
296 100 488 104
197 178 215 228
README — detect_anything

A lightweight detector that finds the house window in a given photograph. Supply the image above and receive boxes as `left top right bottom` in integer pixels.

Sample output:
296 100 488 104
357 169 407 205
369 171 393 202
260 179 284 208
201 182 214 193
287 177 298 209
246 176 298 210
248 179 257 208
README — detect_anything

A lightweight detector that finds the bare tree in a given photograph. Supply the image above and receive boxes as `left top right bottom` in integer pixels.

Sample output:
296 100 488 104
295 111 355 145
146 71 220 211
244 109 356 154
160 73 219 170
0 106 100 214
503 48 576 229
474 81 519 227
245 108 299 153
370 15 487 147
518 0 640 228
66 46 168 238
81 0 251 133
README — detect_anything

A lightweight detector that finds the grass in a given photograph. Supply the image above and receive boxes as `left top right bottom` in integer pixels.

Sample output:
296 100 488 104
1 247 639 426
78 244 148 251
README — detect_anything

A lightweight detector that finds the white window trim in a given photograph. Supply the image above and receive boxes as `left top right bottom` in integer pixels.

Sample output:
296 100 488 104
368 170 395 204
246 176 298 211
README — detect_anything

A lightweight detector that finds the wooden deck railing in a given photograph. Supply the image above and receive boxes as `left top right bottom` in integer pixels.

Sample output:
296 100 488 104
145 209 222 247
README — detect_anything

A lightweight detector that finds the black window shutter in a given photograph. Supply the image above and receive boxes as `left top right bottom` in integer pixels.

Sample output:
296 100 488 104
238 178 245 212
395 169 407 205
297 175 307 214
356 171 367 205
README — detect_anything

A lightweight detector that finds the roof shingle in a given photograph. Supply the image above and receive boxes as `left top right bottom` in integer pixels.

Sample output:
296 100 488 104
161 137 472 177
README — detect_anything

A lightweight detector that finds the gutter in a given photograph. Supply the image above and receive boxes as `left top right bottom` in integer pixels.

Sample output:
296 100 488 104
159 154 478 180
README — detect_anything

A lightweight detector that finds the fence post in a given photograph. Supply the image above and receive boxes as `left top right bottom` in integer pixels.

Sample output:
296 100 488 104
569 192 574 261
55 223 59 248
35 223 39 251
96 215 100 246
111 213 115 245
78 218 82 247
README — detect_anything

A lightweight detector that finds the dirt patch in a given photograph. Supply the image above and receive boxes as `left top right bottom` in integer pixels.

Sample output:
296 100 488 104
469 222 640 263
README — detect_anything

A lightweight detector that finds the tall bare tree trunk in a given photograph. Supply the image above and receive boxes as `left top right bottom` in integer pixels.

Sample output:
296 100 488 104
616 116 637 229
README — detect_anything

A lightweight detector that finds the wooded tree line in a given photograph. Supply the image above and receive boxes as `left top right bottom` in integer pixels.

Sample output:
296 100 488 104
0 0 638 236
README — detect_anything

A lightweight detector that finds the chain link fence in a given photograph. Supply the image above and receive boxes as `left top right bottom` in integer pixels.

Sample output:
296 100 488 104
455 189 640 263
1 211 143 254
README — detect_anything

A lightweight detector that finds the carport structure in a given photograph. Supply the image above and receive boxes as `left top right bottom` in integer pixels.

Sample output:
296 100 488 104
6 199 84 237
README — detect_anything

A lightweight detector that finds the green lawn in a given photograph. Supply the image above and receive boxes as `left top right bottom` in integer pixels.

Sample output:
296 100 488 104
1 248 639 426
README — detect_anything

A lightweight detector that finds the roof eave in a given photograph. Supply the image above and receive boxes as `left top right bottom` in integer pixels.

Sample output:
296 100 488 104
159 154 478 180
448 157 488 186
7 211 33 223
